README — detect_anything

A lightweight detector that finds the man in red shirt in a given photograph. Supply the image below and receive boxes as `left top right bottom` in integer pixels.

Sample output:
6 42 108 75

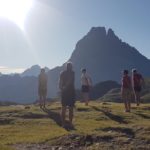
121 70 132 112
132 69 144 106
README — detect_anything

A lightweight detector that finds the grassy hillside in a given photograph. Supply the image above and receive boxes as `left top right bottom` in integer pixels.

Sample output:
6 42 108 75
0 101 150 150
101 78 150 103
100 88 121 102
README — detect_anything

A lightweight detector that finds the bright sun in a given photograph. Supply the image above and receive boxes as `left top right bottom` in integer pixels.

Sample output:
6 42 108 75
0 0 33 30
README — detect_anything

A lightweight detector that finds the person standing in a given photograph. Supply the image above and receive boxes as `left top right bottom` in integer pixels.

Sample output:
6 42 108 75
81 68 92 106
38 68 48 109
121 70 132 112
132 69 144 106
59 62 75 127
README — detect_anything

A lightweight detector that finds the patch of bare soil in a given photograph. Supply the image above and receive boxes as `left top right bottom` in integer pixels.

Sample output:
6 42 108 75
13 133 150 150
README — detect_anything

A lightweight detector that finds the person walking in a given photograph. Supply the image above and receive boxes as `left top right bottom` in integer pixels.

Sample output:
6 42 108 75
59 62 75 127
38 68 48 109
132 69 144 106
81 68 92 106
121 70 132 112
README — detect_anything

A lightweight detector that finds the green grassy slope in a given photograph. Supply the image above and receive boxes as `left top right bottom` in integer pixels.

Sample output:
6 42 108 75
101 78 150 103
0 101 150 150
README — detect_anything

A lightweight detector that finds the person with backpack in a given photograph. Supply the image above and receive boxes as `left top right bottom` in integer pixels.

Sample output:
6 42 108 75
132 69 144 106
59 62 75 127
38 68 48 109
121 70 132 112
81 68 92 106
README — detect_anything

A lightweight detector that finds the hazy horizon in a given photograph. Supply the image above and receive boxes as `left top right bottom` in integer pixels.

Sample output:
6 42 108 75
0 0 150 74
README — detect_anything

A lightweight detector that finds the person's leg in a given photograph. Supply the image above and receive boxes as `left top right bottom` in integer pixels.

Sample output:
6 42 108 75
122 91 128 112
69 106 74 124
44 89 47 108
39 95 42 108
83 93 89 106
136 92 140 106
81 92 84 103
86 92 89 106
61 106 66 126
127 91 131 112
126 97 130 112
135 91 140 106
43 95 46 108
133 90 137 106
128 100 131 112
124 100 128 112
82 92 85 103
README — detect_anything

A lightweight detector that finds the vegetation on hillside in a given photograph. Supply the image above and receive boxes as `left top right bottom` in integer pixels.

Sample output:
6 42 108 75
101 78 150 103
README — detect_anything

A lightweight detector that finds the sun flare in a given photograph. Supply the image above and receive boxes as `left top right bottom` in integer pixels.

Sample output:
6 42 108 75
0 0 33 30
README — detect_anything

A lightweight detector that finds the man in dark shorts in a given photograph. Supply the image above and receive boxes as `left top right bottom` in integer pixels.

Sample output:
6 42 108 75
38 68 48 108
81 68 92 106
132 69 144 106
59 62 75 127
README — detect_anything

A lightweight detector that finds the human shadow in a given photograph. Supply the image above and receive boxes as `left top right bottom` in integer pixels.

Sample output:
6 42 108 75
41 107 76 131
91 106 128 124
134 113 150 119
102 127 135 138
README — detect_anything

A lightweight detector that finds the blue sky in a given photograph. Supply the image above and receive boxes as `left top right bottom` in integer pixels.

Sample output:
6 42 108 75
0 0 150 73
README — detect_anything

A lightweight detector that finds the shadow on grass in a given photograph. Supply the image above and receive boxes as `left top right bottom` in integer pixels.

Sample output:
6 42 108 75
141 106 150 111
21 112 48 119
102 127 135 138
0 110 23 116
42 108 76 131
134 113 150 119
76 107 90 112
0 118 14 125
91 106 128 124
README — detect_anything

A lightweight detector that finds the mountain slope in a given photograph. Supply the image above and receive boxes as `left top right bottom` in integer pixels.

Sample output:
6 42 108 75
101 78 150 103
47 27 150 97
0 74 38 103
90 80 120 100
21 65 49 77
0 26 150 102
69 27 150 84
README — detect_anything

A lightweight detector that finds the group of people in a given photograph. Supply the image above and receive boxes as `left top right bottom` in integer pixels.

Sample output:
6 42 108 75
121 69 144 112
38 62 92 127
38 62 144 127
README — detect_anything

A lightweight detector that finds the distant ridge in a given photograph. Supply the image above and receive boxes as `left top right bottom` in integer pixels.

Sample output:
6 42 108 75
0 26 150 103
21 65 49 77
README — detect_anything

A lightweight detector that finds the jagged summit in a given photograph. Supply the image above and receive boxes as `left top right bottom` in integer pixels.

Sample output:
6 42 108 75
74 27 119 53
69 26 150 85
107 28 120 41
87 27 117 39
88 27 107 38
